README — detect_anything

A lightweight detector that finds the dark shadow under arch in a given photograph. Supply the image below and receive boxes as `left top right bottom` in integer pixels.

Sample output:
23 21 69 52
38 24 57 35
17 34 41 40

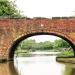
9 32 75 61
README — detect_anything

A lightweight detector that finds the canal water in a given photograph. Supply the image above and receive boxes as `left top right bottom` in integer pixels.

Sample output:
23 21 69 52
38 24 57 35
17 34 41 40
0 52 75 75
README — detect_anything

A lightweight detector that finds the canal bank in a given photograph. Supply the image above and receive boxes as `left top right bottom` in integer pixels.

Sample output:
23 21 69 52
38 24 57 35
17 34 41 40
56 57 75 64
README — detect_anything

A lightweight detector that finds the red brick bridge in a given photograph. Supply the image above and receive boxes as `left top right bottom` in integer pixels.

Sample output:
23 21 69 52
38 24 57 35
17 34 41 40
0 17 75 61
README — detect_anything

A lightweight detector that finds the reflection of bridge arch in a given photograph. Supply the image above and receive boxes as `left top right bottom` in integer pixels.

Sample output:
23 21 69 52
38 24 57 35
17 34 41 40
9 32 75 60
0 17 75 61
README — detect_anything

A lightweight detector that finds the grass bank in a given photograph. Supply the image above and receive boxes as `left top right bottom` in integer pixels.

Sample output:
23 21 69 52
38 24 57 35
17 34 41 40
56 49 75 64
56 57 75 64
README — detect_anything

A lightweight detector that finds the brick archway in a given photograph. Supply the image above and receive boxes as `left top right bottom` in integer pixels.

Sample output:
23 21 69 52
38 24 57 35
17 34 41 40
9 32 75 60
0 17 75 60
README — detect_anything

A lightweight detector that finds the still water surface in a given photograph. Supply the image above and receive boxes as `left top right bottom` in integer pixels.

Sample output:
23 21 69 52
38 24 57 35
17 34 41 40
0 52 75 75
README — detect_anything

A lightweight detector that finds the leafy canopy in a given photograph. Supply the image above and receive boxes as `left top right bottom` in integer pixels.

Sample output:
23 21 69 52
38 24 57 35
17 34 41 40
0 0 22 17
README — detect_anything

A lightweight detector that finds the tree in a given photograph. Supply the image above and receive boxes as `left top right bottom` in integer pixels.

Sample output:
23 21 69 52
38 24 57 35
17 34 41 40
19 40 35 50
42 41 53 49
0 0 22 17
54 39 70 48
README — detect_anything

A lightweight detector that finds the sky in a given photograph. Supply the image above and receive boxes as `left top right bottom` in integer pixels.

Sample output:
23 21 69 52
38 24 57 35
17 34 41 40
13 0 75 42
27 35 60 42
15 0 75 18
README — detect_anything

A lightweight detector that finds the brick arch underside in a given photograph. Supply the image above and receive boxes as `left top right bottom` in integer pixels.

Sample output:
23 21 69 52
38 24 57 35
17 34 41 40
9 32 75 61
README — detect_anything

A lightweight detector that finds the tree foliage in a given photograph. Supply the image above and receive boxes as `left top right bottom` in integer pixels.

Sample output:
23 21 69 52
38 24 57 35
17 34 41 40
15 38 73 57
0 0 22 17
16 38 71 52
53 39 70 48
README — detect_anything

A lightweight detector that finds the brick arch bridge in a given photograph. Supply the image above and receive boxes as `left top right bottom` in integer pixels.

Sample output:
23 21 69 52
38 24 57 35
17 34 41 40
0 17 75 61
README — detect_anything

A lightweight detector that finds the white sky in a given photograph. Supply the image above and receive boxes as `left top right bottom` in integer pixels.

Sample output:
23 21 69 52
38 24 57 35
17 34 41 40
15 0 75 18
27 35 60 42
13 0 75 42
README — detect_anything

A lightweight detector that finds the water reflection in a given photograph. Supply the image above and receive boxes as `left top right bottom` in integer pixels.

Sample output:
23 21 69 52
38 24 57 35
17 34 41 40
14 55 75 75
0 55 75 75
0 61 18 75
64 64 75 75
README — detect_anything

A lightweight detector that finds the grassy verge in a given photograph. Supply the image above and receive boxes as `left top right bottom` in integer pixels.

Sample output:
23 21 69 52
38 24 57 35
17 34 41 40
15 49 33 57
57 50 74 57
56 49 75 63
15 53 32 57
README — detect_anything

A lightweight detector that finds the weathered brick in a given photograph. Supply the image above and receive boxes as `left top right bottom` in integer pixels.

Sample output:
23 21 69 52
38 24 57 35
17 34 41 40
0 17 75 60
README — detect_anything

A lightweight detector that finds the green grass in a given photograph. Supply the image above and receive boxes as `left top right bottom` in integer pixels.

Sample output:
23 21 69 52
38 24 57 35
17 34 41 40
56 49 75 64
58 50 74 57
15 49 32 57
